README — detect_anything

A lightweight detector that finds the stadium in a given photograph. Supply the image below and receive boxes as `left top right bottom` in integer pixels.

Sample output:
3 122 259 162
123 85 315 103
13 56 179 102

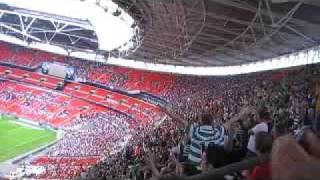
0 0 319 179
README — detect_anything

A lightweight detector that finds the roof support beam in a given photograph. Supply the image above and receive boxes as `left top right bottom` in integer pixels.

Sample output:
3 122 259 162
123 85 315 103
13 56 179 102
207 0 320 31
0 9 93 30
0 23 41 41
203 23 255 39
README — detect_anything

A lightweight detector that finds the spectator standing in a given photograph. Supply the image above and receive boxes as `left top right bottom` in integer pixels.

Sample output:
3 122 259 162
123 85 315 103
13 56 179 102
188 107 254 166
247 110 271 156
188 113 226 165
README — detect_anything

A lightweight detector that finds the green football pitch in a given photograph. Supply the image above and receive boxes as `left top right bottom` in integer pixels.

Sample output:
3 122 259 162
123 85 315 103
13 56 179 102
0 116 56 162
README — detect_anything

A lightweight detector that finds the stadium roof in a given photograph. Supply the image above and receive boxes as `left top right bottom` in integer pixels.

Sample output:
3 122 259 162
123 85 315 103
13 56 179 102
0 0 139 56
123 0 320 66
0 0 320 75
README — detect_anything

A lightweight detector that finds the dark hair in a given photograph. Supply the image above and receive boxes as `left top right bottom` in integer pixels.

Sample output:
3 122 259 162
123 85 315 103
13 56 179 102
201 113 212 125
255 132 273 153
259 110 270 121
206 145 228 168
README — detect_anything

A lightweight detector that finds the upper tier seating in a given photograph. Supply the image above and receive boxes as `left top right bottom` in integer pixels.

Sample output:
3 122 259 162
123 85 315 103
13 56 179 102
0 42 64 68
78 64 176 95
0 41 176 95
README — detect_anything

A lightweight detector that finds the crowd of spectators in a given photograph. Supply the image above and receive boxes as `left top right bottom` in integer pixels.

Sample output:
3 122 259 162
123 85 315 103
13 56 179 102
76 64 319 180
0 81 83 126
49 112 133 157
0 42 319 179
32 111 136 179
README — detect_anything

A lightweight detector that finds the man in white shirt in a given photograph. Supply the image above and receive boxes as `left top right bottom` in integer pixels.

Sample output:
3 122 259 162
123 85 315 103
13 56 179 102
247 110 271 155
